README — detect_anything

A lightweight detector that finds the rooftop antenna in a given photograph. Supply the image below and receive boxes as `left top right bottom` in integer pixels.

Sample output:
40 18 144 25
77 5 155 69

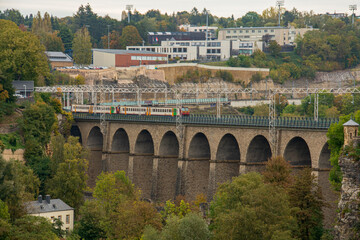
349 5 357 26
276 0 284 26
126 5 133 24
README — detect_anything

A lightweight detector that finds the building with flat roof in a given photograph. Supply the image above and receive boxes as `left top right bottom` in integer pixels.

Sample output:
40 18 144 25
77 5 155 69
92 49 168 67
147 32 205 45
45 51 73 69
127 39 261 61
26 195 74 232
179 24 218 40
218 26 315 46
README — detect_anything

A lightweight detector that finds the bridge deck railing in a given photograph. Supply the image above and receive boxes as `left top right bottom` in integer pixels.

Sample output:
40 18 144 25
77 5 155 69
72 112 339 129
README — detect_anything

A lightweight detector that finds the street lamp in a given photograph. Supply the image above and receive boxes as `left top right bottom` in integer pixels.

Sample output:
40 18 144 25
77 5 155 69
126 5 133 23
107 25 111 49
276 0 284 26
204 9 210 61
349 5 357 26
23 84 26 98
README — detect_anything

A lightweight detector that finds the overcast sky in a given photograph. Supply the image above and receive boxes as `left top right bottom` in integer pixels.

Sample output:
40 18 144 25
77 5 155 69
0 0 358 19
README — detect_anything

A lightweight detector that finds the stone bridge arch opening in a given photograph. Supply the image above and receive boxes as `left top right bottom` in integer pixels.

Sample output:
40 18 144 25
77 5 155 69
70 125 82 144
86 127 103 187
186 132 210 201
214 134 240 191
284 137 311 166
108 128 130 173
156 131 179 201
246 135 272 163
159 131 179 157
135 130 154 154
319 142 331 169
132 130 154 199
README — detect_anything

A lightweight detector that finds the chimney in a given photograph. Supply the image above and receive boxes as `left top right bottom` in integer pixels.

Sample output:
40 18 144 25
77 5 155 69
45 195 51 204
38 195 42 203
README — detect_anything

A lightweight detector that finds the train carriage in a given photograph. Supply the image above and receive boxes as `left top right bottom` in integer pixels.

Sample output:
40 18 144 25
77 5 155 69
71 105 189 116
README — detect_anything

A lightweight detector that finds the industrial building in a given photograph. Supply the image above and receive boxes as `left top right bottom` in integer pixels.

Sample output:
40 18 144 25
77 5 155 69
92 49 168 67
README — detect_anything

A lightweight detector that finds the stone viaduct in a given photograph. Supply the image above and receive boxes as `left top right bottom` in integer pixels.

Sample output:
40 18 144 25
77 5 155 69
71 118 333 203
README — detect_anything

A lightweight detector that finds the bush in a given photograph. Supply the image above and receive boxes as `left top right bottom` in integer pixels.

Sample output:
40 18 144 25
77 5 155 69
215 70 234 82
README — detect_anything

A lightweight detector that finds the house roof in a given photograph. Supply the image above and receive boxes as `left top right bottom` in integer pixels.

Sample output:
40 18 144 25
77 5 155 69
12 81 34 91
45 51 73 62
343 119 359 126
92 48 166 55
26 198 74 214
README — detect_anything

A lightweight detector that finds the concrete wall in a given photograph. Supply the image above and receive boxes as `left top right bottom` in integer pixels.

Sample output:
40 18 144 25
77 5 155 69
93 51 115 67
1 149 24 161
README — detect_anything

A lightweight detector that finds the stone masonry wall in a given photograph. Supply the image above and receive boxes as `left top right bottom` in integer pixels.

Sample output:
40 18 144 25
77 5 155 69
334 138 360 240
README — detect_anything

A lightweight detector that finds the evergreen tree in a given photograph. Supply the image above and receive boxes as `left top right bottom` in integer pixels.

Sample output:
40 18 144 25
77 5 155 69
288 168 324 240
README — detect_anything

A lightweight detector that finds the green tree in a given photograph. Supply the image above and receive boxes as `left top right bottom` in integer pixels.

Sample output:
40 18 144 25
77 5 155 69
78 171 162 240
46 157 88 214
288 168 325 240
0 20 49 91
268 40 281 56
58 24 73 51
0 157 40 220
10 215 59 240
120 25 143 49
210 172 297 240
72 27 92 65
77 200 106 240
144 213 210 240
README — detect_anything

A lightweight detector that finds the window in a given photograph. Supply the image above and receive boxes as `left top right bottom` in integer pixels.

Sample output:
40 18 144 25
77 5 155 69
264 30 268 33
58 215 62 221
233 30 236 33
252 30 255 33
66 215 70 224
240 30 243 33
258 30 261 33
51 216 54 221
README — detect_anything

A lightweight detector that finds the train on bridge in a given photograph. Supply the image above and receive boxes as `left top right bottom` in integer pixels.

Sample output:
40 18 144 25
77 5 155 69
71 104 190 116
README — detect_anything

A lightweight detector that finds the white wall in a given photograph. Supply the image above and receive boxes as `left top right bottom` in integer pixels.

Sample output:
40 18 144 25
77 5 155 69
93 51 115 67
30 209 74 231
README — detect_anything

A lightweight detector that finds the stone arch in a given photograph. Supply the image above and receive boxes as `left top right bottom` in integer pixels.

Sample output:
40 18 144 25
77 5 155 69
246 135 272 163
135 130 154 154
111 128 129 152
185 132 210 201
319 142 331 169
188 132 210 159
156 131 179 201
212 134 240 194
70 125 82 144
132 129 154 199
108 128 130 174
284 137 311 166
86 126 103 187
87 127 103 150
216 134 240 161
159 131 179 157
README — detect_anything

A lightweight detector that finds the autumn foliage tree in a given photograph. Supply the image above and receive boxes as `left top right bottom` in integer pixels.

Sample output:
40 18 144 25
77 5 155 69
263 156 292 188
120 25 143 49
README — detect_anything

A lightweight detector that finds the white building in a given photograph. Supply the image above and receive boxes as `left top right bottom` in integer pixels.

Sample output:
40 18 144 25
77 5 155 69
179 24 218 40
218 26 315 46
127 39 261 61
26 195 74 232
